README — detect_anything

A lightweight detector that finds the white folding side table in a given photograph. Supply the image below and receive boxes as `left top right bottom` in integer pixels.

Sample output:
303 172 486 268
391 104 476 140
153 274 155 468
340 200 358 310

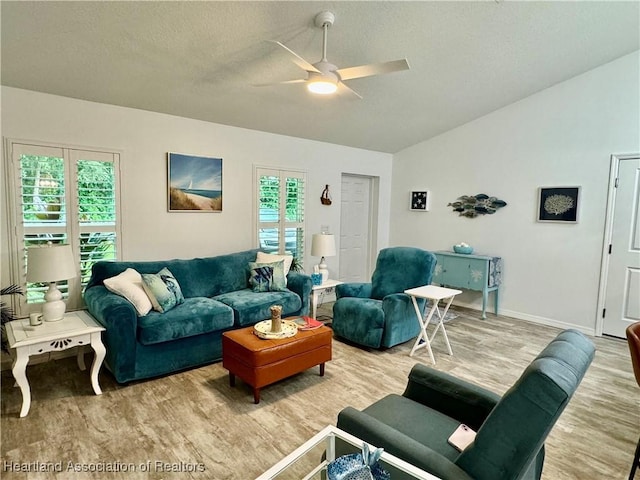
5 310 106 417
404 285 462 364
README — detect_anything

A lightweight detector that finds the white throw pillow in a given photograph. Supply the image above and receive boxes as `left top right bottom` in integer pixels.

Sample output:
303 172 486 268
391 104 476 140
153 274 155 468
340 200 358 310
103 268 153 316
256 251 294 276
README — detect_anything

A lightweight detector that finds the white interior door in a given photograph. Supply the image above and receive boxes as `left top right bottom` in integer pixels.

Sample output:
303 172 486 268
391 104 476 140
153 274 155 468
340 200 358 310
339 175 373 283
602 155 640 338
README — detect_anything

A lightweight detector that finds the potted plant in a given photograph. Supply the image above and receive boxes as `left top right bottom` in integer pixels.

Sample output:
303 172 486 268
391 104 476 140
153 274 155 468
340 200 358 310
290 256 304 273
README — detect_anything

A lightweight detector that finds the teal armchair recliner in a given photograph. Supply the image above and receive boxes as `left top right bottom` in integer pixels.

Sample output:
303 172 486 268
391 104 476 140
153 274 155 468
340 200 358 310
332 247 437 349
337 329 595 480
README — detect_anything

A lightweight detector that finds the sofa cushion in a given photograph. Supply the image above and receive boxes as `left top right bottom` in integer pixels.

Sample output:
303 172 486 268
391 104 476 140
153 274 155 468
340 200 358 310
248 260 286 292
137 297 233 345
249 265 274 292
103 268 153 316
214 288 302 327
141 267 185 313
256 251 294 276
86 249 261 298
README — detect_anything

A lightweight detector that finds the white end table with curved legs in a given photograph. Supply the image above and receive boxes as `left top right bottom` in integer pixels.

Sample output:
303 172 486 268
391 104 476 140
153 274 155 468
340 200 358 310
5 310 106 417
405 285 462 364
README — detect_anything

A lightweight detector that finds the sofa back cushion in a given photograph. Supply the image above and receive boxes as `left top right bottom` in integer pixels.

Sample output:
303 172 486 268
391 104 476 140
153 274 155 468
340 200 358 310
87 249 260 298
370 247 437 300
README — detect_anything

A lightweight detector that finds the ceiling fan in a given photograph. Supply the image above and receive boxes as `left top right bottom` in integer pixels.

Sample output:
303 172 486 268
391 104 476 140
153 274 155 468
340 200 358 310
260 11 410 99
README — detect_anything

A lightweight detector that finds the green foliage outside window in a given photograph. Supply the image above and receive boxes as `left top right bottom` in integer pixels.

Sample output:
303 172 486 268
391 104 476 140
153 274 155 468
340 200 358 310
259 176 303 221
20 155 117 301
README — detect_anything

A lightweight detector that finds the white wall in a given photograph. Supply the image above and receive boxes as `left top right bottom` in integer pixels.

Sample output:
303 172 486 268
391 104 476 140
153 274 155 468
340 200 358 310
390 52 640 334
1 87 393 288
3 52 638 334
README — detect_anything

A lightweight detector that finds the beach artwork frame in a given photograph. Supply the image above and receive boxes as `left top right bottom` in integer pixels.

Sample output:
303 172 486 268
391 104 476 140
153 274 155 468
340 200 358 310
168 153 223 212
537 186 580 223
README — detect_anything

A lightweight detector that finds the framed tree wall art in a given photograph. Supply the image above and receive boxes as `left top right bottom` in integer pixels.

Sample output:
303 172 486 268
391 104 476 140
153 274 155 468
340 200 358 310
168 153 223 212
537 186 580 223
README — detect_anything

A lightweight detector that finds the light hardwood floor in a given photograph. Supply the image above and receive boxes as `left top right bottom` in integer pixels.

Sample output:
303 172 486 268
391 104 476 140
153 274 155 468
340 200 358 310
1 304 638 479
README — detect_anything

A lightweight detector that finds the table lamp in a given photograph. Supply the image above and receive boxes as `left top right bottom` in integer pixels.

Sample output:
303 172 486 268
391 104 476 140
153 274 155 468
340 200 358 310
311 233 336 284
26 243 76 322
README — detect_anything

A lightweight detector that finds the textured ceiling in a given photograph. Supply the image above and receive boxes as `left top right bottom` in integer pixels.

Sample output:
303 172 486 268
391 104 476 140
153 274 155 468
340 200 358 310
2 1 639 153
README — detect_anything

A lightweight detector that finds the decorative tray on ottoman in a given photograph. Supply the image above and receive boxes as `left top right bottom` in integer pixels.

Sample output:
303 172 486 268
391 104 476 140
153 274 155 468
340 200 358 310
253 320 298 339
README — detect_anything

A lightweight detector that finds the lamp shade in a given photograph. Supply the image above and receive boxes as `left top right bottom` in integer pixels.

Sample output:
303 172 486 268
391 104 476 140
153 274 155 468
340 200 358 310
311 233 336 257
26 244 76 283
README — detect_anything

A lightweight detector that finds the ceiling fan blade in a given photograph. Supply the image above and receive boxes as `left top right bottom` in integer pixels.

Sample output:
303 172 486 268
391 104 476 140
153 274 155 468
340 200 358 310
337 58 410 81
253 79 306 87
269 40 321 74
338 81 363 100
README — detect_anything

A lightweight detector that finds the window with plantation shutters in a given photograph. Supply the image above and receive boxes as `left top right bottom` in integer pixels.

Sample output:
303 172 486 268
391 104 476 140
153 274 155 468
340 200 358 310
256 167 305 265
6 141 121 316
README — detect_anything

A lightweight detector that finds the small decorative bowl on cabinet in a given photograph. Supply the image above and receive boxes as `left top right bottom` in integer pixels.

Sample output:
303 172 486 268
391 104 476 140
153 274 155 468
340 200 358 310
453 245 474 254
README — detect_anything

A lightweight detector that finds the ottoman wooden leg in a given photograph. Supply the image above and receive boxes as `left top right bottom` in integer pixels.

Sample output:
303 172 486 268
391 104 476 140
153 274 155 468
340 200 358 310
229 372 236 387
320 363 325 377
253 387 260 404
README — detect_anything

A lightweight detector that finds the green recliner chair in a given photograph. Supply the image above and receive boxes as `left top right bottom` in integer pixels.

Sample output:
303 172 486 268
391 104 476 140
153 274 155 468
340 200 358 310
332 246 437 349
337 329 595 480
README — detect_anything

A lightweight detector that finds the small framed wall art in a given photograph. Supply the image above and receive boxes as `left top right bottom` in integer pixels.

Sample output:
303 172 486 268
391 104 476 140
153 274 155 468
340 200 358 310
537 186 580 223
168 153 223 212
410 190 430 211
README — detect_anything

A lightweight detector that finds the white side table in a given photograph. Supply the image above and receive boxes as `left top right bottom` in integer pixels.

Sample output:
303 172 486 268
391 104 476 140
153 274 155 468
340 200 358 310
404 285 462 364
5 310 106 417
311 279 343 320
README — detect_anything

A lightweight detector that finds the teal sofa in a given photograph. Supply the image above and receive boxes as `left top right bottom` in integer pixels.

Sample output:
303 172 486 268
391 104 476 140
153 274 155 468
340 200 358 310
336 329 595 480
84 249 312 383
332 247 437 349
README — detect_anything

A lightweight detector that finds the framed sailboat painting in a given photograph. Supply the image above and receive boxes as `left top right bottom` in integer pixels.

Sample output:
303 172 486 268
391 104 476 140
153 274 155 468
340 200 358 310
167 153 223 212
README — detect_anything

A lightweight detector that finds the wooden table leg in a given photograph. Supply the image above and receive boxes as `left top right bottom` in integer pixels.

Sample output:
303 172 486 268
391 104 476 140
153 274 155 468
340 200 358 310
409 296 436 364
12 348 31 418
77 345 86 371
89 333 106 396
435 297 454 356
312 290 319 320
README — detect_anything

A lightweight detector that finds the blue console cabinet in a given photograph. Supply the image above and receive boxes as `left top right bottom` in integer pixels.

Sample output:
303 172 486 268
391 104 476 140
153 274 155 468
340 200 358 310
432 251 502 319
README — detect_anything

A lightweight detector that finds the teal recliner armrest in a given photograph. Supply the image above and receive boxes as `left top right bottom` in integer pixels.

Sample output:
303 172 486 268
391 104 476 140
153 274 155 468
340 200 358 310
337 407 474 480
403 364 500 431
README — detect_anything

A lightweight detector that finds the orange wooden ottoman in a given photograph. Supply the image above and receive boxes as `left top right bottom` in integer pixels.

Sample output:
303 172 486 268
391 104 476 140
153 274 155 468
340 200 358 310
222 325 332 404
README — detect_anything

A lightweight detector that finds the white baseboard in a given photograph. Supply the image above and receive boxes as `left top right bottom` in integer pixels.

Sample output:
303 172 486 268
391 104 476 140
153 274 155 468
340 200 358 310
451 301 597 337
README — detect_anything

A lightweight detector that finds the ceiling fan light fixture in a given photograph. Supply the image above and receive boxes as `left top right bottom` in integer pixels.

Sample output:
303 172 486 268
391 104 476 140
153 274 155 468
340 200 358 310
307 80 338 95
307 67 338 95
263 11 409 100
